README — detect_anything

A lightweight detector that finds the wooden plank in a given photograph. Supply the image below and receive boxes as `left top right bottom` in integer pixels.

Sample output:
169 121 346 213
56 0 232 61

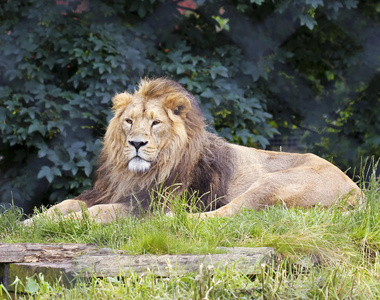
1 244 275 292
73 247 275 277
2 261 75 291
0 243 97 263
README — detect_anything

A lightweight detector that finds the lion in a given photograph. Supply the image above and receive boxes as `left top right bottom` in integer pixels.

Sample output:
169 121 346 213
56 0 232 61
24 78 361 225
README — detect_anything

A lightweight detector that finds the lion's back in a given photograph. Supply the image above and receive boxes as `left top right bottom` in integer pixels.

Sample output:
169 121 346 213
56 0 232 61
225 143 361 206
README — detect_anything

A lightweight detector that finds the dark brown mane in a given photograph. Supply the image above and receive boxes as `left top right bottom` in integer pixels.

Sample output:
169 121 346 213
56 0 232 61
76 78 234 214
187 133 235 211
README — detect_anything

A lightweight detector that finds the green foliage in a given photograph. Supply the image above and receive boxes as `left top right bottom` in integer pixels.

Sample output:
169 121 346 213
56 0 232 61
0 0 379 207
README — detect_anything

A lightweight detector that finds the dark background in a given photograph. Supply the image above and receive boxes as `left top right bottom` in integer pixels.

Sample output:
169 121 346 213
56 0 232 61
0 0 379 212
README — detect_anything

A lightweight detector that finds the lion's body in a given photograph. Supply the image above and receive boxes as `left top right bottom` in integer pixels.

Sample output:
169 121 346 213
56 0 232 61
205 144 360 217
24 78 361 224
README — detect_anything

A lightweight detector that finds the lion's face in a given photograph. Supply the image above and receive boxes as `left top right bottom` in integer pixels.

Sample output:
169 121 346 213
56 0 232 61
106 81 194 175
121 97 175 173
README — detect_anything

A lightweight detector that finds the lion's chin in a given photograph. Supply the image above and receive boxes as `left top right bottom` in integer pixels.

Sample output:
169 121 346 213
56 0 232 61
128 157 151 173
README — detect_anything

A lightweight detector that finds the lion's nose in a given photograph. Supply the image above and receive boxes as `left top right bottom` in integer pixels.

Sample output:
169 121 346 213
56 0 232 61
129 140 148 151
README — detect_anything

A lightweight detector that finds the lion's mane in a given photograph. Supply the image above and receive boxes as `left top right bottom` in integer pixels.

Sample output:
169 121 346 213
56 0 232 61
76 78 234 213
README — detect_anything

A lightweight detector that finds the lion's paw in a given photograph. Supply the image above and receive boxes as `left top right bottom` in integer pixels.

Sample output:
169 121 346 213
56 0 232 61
22 218 35 227
165 210 174 217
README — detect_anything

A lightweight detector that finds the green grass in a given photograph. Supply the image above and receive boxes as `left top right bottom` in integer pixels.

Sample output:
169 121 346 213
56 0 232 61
1 163 379 299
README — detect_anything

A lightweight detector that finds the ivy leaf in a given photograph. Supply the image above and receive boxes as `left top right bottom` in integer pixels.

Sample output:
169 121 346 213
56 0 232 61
253 135 269 148
236 129 250 144
38 146 48 158
210 65 229 79
137 4 146 18
250 0 265 4
62 161 79 176
212 16 230 32
305 0 323 8
0 86 12 98
0 107 6 122
242 62 260 81
28 120 46 136
78 160 92 177
328 2 344 12
344 0 358 9
200 89 214 98
219 128 233 141
176 65 186 74
37 166 59 183
299 14 317 30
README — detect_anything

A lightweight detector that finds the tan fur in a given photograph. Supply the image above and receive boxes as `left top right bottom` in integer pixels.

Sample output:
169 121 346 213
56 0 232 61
198 144 361 218
24 78 362 225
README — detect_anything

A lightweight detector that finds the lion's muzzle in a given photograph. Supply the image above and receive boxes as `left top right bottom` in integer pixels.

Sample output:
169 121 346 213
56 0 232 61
128 156 151 173
128 140 148 151
126 138 155 173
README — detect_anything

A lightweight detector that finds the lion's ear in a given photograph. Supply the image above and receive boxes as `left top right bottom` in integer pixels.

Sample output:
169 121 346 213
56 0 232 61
112 92 133 111
165 94 191 117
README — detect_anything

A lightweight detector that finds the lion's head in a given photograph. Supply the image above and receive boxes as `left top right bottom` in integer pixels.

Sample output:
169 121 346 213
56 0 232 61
93 78 207 204
111 80 193 173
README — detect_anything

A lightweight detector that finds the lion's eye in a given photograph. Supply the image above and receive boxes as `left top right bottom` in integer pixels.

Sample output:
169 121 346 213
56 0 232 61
125 118 133 125
152 120 161 126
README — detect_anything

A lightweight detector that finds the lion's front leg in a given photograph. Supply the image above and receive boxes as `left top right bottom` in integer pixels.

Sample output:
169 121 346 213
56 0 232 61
189 200 243 219
22 199 86 226
62 203 129 224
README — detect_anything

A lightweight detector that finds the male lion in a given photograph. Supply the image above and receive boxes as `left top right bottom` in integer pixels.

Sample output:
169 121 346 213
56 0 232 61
24 78 361 224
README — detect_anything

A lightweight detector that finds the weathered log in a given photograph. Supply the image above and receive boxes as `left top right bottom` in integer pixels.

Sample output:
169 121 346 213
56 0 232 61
74 246 275 277
0 243 98 263
0 243 275 292
0 243 99 290
1 261 75 290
